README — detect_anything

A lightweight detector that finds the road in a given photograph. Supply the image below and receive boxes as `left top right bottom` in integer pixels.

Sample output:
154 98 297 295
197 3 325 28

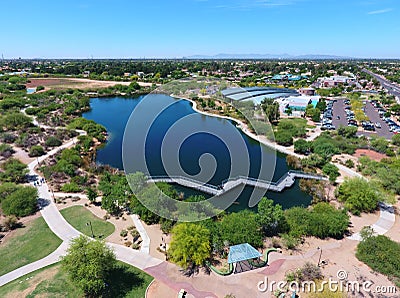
363 69 400 103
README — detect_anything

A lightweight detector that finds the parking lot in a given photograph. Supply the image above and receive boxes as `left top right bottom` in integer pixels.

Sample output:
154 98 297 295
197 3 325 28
331 98 350 128
326 98 395 139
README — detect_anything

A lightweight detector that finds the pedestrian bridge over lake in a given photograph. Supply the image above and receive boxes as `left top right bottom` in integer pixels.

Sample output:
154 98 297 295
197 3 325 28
147 171 328 196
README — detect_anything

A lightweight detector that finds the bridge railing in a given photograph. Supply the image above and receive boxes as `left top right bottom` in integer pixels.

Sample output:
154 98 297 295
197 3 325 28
147 175 220 190
148 171 327 192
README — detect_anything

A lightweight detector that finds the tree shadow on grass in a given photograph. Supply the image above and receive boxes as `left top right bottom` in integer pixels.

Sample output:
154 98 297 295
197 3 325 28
104 264 146 298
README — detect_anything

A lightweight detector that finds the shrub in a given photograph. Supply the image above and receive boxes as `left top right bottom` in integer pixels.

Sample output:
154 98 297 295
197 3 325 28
322 163 340 183
286 155 302 169
0 143 15 158
356 235 400 287
281 233 301 250
294 139 311 154
392 134 400 146
344 159 354 168
3 215 19 231
0 158 28 183
29 145 45 157
60 182 81 193
275 131 293 146
45 136 62 147
336 177 380 215
120 230 128 237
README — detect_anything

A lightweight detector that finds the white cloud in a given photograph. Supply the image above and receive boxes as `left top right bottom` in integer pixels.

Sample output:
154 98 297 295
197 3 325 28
367 8 393 14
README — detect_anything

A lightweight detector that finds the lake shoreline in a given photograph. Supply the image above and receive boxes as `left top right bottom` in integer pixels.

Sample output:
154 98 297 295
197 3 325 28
170 94 303 159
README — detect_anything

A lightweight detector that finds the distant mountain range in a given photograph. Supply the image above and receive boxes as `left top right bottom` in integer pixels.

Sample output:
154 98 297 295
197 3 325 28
183 53 352 60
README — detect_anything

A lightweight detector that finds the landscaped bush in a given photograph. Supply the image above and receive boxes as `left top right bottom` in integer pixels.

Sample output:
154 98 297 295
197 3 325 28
45 136 62 147
294 139 311 154
0 143 15 158
0 158 28 183
284 203 349 239
356 235 400 287
275 131 293 146
61 182 81 193
322 163 340 182
336 177 380 215
358 156 400 195
29 145 45 157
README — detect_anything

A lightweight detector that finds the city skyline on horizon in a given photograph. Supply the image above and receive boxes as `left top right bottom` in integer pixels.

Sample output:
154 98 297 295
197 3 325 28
1 0 399 59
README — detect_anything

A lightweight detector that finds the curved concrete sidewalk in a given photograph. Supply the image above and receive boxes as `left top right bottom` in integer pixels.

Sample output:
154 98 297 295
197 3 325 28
347 202 396 241
131 214 150 254
0 136 163 287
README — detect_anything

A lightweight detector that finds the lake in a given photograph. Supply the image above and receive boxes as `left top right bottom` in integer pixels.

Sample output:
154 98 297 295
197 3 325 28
83 94 311 210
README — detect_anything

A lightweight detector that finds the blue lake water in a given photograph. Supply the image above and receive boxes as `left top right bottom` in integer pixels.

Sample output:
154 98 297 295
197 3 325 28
83 95 311 210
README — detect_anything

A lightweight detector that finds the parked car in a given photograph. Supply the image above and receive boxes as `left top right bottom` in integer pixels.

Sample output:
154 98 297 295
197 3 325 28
321 124 335 130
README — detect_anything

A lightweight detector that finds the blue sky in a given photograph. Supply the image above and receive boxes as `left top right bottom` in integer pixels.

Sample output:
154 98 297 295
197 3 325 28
1 0 399 58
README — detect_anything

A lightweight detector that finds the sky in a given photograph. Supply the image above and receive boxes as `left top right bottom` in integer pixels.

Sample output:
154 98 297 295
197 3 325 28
1 0 399 59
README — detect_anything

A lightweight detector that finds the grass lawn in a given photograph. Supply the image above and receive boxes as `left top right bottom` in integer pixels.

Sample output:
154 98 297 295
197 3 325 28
279 118 308 128
60 206 115 239
0 217 62 276
0 262 153 298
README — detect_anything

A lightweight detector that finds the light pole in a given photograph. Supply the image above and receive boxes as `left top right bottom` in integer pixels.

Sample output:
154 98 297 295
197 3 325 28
86 221 94 238
317 247 322 267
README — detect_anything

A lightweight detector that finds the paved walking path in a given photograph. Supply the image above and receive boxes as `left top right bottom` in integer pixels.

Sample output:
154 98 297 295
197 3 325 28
347 202 396 241
131 214 150 254
0 134 163 287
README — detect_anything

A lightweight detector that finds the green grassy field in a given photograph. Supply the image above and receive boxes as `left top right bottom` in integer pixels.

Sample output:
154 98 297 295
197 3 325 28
60 206 115 239
0 262 153 298
0 217 62 276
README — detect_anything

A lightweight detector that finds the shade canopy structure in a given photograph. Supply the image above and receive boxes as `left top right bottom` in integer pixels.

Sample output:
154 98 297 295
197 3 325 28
227 243 262 264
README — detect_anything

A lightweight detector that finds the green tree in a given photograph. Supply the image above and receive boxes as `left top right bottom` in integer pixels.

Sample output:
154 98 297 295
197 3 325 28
218 210 263 248
61 235 117 296
336 178 380 215
322 163 340 183
0 158 28 183
294 139 311 154
86 187 97 203
257 197 286 236
262 98 280 123
0 182 19 201
1 186 38 217
168 223 211 269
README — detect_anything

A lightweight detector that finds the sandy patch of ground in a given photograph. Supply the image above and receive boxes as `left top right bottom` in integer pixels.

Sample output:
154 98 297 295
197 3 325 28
54 196 136 246
348 211 381 235
141 222 168 260
354 149 387 162
4 265 59 298
26 78 154 91
11 146 35 165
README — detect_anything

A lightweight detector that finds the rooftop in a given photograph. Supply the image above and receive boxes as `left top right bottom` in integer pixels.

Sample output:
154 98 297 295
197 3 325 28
227 243 262 264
